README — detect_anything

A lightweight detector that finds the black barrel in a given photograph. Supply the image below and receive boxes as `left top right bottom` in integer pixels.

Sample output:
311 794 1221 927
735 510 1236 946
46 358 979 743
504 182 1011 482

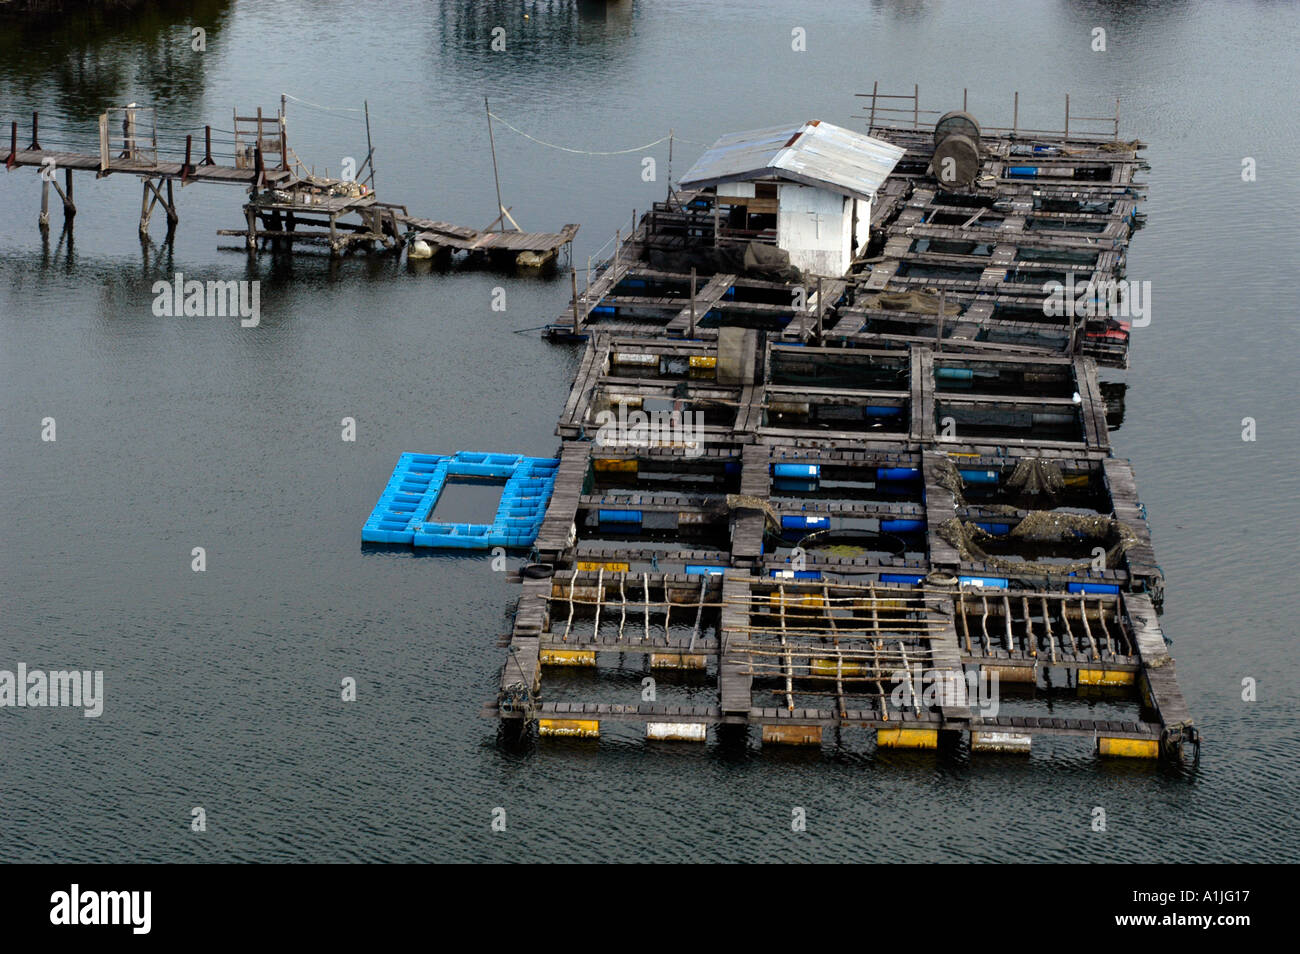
933 110 981 145
932 133 981 190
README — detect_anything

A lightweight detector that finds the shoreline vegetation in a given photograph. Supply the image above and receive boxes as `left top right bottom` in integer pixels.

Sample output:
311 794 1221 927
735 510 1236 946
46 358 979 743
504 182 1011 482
0 0 165 16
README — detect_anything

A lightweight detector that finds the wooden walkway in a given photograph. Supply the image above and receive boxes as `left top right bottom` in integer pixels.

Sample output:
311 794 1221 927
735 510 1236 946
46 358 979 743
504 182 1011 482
3 105 578 263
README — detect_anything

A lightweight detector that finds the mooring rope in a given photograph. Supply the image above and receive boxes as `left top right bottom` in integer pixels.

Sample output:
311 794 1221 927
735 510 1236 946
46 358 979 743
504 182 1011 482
276 93 710 156
486 111 672 155
281 92 365 114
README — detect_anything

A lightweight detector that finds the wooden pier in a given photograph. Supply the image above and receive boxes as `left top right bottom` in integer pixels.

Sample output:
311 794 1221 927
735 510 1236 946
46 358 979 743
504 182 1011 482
490 90 1193 763
3 102 577 265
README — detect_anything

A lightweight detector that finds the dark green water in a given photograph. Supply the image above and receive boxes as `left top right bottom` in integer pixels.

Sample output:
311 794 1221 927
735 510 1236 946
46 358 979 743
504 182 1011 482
1 0 1296 862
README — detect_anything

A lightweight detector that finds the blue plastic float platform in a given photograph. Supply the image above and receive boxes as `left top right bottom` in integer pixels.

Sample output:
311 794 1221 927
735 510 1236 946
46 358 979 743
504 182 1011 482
362 451 559 549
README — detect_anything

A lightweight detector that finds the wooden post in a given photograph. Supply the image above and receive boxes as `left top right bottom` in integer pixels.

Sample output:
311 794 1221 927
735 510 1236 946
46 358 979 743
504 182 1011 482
1114 97 1121 141
913 84 919 129
30 110 40 150
868 80 878 130
140 180 151 237
363 99 375 190
485 96 504 231
202 125 214 166
280 93 289 171
123 105 136 161
689 267 697 338
165 179 177 235
1064 93 1070 139
936 290 946 351
63 167 75 224
1067 307 1077 355
1013 91 1019 137
815 276 823 342
182 135 192 183
39 178 49 231
614 229 620 274
6 120 16 169
667 129 673 198
571 267 581 334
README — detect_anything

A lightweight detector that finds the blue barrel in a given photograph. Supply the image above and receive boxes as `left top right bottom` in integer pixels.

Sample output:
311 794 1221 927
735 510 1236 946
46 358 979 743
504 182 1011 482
876 467 919 482
959 575 1009 589
1008 166 1038 177
936 367 974 381
598 509 642 525
781 515 830 530
975 522 1011 535
685 564 726 576
770 569 822 580
960 469 999 484
881 518 924 533
880 573 924 585
1067 582 1120 595
774 463 820 479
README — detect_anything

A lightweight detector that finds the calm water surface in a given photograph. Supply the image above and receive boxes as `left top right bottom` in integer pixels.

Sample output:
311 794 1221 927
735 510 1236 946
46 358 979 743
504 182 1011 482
0 0 1297 862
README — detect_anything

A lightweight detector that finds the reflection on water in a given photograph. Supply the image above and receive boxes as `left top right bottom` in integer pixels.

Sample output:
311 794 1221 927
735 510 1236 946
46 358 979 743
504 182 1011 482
433 0 635 67
0 0 232 123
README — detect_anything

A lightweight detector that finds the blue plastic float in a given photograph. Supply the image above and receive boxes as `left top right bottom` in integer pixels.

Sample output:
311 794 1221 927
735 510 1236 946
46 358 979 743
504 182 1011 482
361 451 559 549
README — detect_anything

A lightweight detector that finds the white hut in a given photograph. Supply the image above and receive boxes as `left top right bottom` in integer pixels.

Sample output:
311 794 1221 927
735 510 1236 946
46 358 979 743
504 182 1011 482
678 120 905 277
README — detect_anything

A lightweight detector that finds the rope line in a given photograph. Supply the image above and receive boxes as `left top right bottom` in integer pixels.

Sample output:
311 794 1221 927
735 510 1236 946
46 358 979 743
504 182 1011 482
281 92 364 113
487 111 671 155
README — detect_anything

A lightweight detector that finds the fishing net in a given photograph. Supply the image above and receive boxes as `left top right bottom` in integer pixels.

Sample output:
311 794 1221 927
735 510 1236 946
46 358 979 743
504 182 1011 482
931 456 1132 574
937 513 1135 576
933 456 1065 509
856 288 962 314
724 493 783 532
1005 457 1066 496
645 242 802 283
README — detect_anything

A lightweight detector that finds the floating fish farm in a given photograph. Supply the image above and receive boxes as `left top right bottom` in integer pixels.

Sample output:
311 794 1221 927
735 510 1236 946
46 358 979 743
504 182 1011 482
483 90 1191 760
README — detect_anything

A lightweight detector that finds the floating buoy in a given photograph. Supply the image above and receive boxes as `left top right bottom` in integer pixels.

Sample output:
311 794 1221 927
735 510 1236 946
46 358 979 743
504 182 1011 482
408 238 433 260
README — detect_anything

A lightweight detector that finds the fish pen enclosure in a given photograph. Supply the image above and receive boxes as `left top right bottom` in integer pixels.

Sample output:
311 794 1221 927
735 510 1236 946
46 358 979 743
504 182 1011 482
491 574 1190 758
487 90 1193 764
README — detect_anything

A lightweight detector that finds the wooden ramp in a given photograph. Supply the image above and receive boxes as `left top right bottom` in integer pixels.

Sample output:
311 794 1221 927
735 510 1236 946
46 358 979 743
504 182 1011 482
401 217 578 255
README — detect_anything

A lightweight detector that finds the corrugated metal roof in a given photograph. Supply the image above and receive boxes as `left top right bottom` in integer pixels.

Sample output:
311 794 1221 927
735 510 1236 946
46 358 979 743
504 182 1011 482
678 120 906 202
